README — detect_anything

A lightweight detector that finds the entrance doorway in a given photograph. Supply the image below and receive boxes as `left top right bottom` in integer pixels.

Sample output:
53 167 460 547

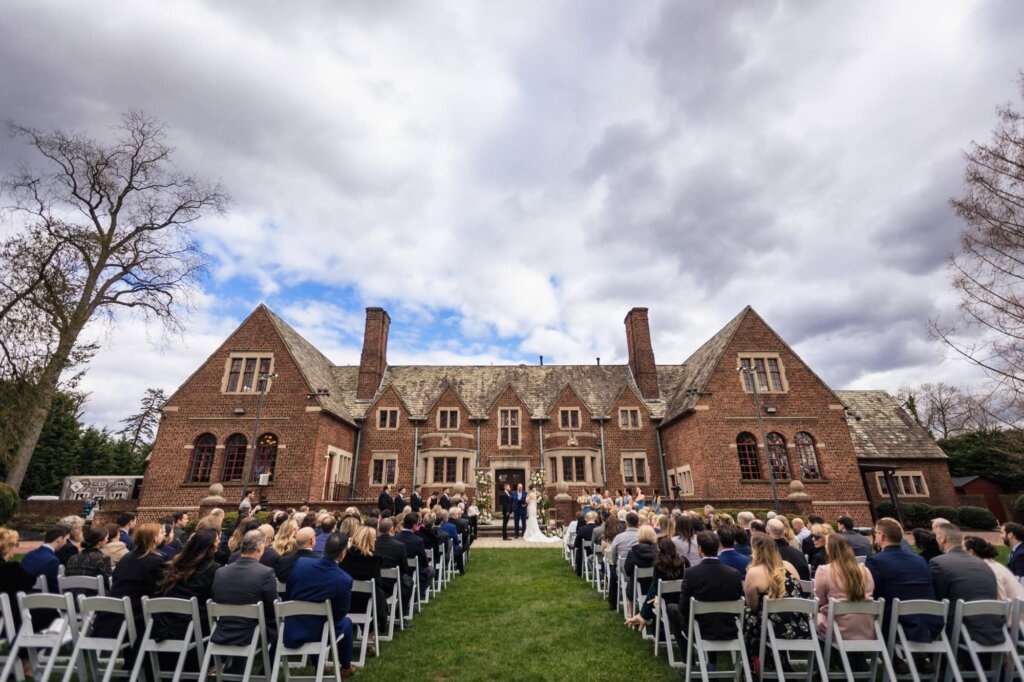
495 468 526 512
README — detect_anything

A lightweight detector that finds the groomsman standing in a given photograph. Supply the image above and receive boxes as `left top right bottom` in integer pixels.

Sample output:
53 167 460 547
498 484 512 541
512 484 528 539
411 485 425 513
378 485 394 515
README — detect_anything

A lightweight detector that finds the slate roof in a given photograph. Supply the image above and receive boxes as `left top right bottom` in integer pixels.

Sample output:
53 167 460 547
835 390 947 460
951 476 980 488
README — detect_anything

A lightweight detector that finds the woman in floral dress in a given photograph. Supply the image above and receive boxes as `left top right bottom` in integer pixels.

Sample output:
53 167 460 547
742 533 810 670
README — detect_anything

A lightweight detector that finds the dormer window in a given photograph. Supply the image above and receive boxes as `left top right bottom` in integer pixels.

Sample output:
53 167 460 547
437 408 459 430
560 408 581 430
619 408 641 430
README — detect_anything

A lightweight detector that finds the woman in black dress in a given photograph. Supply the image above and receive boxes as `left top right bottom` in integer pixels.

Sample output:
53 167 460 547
65 525 113 582
93 523 168 640
152 529 221 641
340 526 388 634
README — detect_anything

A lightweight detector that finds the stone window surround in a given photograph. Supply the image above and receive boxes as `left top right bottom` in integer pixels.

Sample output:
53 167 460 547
436 407 460 431
221 352 275 395
620 450 650 485
559 408 582 430
377 408 399 430
418 448 475 486
670 465 694 496
326 445 353 486
737 351 789 394
619 408 642 430
498 407 521 449
369 451 399 485
546 447 601 486
876 470 929 498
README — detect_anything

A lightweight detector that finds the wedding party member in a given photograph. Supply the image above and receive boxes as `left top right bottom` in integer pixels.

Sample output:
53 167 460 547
394 487 407 514
285 533 356 678
511 483 528 539
411 484 425 513
742 534 810 668
813 534 874 640
498 484 512 541
378 485 394 515
439 488 452 510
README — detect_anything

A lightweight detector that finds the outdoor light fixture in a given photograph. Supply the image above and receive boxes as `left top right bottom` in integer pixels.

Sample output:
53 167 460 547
233 407 245 415
765 406 778 414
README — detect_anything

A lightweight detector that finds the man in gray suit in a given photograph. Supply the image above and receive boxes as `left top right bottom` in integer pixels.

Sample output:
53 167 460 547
211 529 279 664
837 516 873 557
930 523 1003 646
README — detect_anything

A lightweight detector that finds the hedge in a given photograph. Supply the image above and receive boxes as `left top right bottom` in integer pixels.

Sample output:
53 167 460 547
875 501 996 530
1015 495 1024 523
0 483 18 526
183 510 269 535
958 506 998 531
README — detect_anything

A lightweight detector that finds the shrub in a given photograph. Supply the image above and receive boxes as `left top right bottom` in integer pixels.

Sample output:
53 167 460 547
927 506 960 525
1014 495 1024 523
958 506 998 530
0 483 19 525
901 502 934 530
875 501 896 519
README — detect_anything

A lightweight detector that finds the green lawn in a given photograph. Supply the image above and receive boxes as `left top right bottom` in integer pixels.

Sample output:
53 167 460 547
361 548 680 681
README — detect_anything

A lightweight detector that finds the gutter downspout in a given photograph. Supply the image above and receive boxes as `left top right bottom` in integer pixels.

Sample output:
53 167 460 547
349 424 362 499
599 422 607 485
413 424 420 488
538 422 545 483
656 426 669 499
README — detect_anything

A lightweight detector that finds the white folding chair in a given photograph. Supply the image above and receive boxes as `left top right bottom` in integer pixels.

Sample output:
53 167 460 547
269 600 342 682
631 566 655 634
0 593 25 682
601 556 613 599
823 598 897 681
63 596 136 682
580 539 594 582
0 591 83 682
276 581 287 596
433 547 446 592
592 549 605 593
950 599 1024 682
32 574 49 593
797 580 814 598
407 557 422 616
132 596 207 682
348 580 378 667
654 579 682 658
199 601 272 682
59 574 108 597
757 597 827 681
378 567 404 642
684 598 752 682
616 556 627 614
887 598 960 682
1009 598 1024 681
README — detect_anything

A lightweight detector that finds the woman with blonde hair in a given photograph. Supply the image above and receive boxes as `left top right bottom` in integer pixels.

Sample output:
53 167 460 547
272 518 298 556
742 533 809 666
813 533 874 639
623 525 658 618
340 525 387 639
777 515 798 549
808 523 834 574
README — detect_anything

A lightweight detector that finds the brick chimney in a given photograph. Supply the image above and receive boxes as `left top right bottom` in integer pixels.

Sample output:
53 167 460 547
356 307 390 400
625 307 659 400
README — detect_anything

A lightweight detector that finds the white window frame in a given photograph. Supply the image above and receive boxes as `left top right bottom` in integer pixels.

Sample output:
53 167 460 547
498 408 521 448
621 451 649 485
377 408 399 430
677 465 694 496
876 470 929 498
619 408 641 430
369 452 398 485
737 352 789 394
221 353 275 394
560 408 581 430
437 408 459 431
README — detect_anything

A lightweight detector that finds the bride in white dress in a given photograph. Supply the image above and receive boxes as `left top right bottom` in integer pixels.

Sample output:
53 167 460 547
524 488 561 543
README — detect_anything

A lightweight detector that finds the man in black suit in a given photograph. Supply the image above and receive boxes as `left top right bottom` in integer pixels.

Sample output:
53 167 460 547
275 527 320 582
665 531 743 666
498 484 512 541
931 523 1003 646
573 512 597 577
1003 522 1024 578
410 485 424 513
394 487 407 514
395 512 434 599
211 530 279 668
767 519 810 581
838 515 873 557
439 488 451 510
378 485 394 515
375 518 414 616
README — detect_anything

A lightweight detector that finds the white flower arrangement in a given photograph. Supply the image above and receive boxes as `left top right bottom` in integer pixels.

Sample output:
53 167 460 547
475 470 494 523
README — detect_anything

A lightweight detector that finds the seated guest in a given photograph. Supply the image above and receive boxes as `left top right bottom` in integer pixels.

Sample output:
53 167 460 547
226 518 260 555
156 522 178 561
419 513 444 565
800 514 825 558
21 525 69 593
396 512 434 597
750 520 766 535
665 531 743 667
375 518 414 613
717 526 751 579
837 516 872 557
93 524 167 640
276 527 319 582
913 529 942 563
767 519 810 581
55 515 85 565
272 519 299 557
101 523 130 566
814 534 874 639
211 530 279 669
609 512 640 610
1002 523 1024 578
66 525 113 581
117 512 137 551
930 523 1003 646
341 525 388 636
439 509 464 575
623 525 658 618
742 534 810 667
339 515 361 539
736 511 755 556
673 515 701 569
808 524 834 574
625 537 687 630
228 524 280 569
154 529 221 640
792 518 810 545
171 511 190 547
866 517 942 645
963 535 1024 607
451 507 471 554
573 512 597 577
315 515 339 551
286 533 357 678
0 529 36 679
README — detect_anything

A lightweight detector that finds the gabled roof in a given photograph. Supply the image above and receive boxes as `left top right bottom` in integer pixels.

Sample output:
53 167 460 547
835 390 947 460
262 306 356 425
951 476 980 488
661 307 749 423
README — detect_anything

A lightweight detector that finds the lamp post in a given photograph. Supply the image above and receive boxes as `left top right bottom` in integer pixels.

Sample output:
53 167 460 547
738 364 781 511
241 371 278 503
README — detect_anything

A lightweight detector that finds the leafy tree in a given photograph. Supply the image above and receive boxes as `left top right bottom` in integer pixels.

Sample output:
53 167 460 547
938 428 1024 492
897 382 994 438
120 387 166 458
0 111 227 491
934 75 1024 415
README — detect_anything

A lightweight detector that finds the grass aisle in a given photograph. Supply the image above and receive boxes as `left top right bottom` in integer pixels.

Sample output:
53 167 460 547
362 548 680 681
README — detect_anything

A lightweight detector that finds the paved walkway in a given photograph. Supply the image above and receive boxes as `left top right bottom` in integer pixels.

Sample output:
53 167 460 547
471 536 564 548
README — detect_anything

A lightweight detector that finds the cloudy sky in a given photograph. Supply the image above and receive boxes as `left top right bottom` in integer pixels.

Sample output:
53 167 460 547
1 1 1022 428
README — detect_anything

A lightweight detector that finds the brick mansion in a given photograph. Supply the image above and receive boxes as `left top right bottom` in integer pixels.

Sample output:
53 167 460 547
137 305 956 524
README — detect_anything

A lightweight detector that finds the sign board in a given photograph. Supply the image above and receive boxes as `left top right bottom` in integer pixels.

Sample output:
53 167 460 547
60 476 143 502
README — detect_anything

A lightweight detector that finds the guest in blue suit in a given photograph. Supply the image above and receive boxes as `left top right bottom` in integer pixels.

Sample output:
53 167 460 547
865 517 942 644
21 525 69 593
286 532 356 677
716 526 750 579
1003 523 1024 578
512 484 528 539
439 510 464 575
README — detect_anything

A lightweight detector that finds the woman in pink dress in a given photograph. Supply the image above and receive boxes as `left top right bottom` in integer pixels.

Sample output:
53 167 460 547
813 533 875 640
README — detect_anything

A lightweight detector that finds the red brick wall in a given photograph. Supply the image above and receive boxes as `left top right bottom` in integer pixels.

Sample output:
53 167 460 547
602 387 665 496
350 385 416 498
861 458 959 510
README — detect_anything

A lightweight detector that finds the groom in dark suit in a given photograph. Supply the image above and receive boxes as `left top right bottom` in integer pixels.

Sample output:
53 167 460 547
512 483 528 539
498 484 512 541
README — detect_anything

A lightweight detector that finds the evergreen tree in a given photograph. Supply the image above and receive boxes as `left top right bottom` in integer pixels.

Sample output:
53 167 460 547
938 428 1024 492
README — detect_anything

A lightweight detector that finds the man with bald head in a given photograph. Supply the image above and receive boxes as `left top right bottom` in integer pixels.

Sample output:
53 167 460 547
766 518 810 580
228 523 281 570
931 523 1003 646
276 526 320 582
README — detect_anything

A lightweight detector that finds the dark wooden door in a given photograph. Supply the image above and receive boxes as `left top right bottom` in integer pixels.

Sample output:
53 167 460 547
495 468 526 511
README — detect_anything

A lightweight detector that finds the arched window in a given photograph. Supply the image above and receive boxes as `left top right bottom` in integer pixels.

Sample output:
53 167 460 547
188 433 216 483
794 432 822 480
766 432 791 480
737 433 761 480
222 434 248 482
252 433 278 482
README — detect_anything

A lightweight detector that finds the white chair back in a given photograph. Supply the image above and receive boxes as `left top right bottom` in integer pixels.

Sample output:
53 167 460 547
132 596 207 681
653 579 682 660
199 600 272 682
684 598 752 682
379 566 404 641
59 574 107 597
823 597 896 681
759 597 827 680
62 596 135 682
349 579 378 667
950 598 1024 682
0 593 24 682
269 600 342 682
887 598 960 682
0 591 83 682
